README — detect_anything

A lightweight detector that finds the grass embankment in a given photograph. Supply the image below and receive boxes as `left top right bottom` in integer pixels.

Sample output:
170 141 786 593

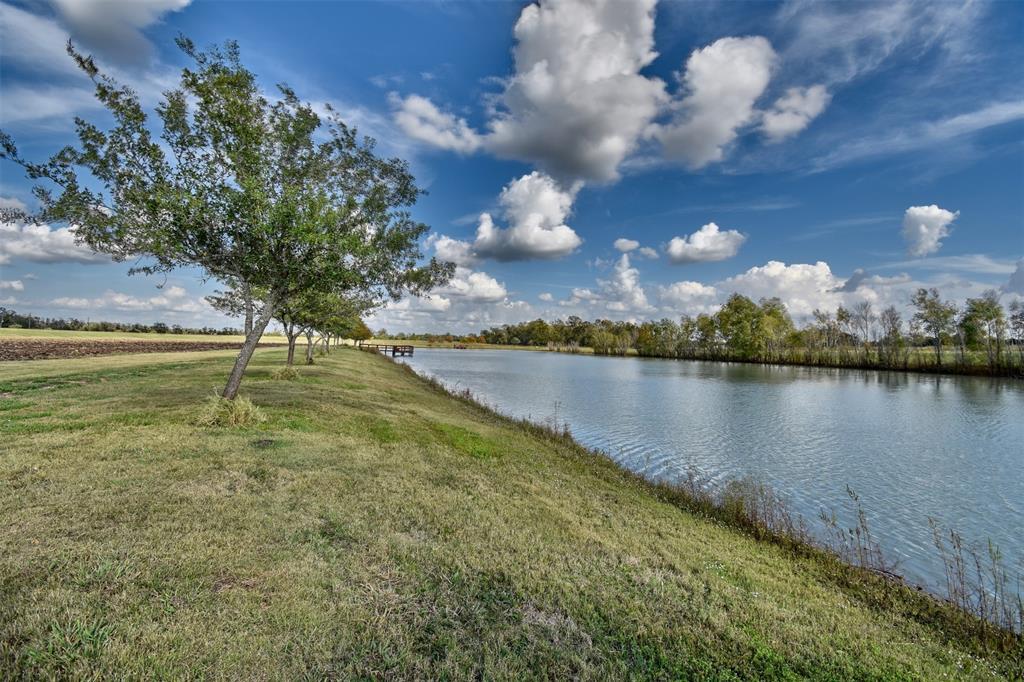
1 349 1020 679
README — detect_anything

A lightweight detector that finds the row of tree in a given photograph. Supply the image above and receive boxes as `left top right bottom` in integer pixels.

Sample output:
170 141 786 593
1 38 451 398
436 289 1023 376
0 307 241 336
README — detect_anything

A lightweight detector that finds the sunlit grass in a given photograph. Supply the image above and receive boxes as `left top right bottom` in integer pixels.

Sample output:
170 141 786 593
1 348 1020 678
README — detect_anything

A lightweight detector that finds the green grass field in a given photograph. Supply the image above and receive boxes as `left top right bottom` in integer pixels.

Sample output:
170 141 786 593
1 347 1020 679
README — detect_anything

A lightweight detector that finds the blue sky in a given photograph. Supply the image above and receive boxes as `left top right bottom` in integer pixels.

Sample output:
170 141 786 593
1 0 1022 333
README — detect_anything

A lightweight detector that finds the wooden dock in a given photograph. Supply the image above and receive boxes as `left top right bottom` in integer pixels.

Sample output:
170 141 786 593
357 342 414 357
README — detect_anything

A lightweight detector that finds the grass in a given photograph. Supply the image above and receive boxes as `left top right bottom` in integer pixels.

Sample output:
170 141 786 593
1 348 1021 679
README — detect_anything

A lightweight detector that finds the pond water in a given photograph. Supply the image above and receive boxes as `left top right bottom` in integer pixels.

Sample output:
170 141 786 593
398 348 1024 590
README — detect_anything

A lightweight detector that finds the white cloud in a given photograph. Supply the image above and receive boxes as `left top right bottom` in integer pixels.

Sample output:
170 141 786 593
483 0 666 183
49 0 192 66
665 222 746 264
720 260 843 317
0 196 28 212
657 280 719 315
878 253 1016 276
778 0 982 86
0 221 107 265
391 93 481 154
598 253 653 313
637 246 659 259
50 285 203 314
453 171 583 262
0 280 25 291
902 205 958 257
538 292 554 302
437 267 508 303
614 238 640 253
427 234 479 267
813 101 1024 170
656 36 776 169
0 296 16 305
760 84 831 142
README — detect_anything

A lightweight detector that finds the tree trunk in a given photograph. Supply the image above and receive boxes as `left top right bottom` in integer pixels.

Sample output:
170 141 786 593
222 299 276 400
243 284 254 337
286 335 297 366
304 331 315 365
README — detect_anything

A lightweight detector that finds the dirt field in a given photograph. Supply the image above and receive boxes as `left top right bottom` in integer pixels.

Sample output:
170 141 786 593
0 339 283 361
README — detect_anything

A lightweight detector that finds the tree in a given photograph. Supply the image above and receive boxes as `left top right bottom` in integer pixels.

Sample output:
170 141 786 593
716 294 760 359
911 288 957 366
1 39 452 399
878 305 904 367
962 290 1006 369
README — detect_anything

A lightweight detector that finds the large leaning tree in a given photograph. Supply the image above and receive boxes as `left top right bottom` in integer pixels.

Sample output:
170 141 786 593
0 38 452 399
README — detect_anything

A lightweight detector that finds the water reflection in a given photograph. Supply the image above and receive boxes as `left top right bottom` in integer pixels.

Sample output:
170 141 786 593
399 349 1024 590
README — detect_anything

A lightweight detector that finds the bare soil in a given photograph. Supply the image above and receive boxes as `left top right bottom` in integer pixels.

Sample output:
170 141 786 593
0 339 284 361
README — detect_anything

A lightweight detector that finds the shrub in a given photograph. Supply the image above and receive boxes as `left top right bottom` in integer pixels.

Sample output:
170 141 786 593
196 395 265 427
270 366 300 381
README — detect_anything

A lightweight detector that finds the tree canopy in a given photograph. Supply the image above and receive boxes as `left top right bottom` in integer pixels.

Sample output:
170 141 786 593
1 38 452 398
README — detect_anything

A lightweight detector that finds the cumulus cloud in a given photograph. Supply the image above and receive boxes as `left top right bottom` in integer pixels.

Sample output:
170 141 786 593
614 238 640 253
721 260 843 317
665 222 746 264
426 234 479 267
657 280 719 315
49 0 191 66
637 246 659 259
598 253 654 313
538 292 554 302
50 285 203 313
484 0 666 183
391 93 481 154
0 280 25 291
0 221 107 265
760 84 831 142
902 205 958 257
436 172 582 262
656 36 776 169
437 267 508 303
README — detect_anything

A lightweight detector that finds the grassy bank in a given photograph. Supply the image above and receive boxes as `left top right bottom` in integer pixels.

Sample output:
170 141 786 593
1 348 1020 679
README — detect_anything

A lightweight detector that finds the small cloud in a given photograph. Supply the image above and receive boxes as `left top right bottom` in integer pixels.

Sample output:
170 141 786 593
538 292 554 302
614 238 640 253
666 222 746 264
902 205 958 257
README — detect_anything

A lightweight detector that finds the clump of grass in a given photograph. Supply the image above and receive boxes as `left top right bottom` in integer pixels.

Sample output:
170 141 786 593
195 394 265 427
24 618 112 674
930 518 1024 641
270 366 300 381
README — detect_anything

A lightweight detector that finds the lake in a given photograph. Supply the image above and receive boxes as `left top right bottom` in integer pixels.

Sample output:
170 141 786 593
398 348 1024 590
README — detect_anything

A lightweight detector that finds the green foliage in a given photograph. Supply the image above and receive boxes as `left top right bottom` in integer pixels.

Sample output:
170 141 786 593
1 37 452 397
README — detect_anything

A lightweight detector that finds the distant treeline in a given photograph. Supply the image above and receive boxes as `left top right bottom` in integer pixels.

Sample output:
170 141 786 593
0 307 242 336
384 288 1024 377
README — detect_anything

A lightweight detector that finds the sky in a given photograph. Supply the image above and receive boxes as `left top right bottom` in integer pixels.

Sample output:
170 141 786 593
0 0 1022 334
